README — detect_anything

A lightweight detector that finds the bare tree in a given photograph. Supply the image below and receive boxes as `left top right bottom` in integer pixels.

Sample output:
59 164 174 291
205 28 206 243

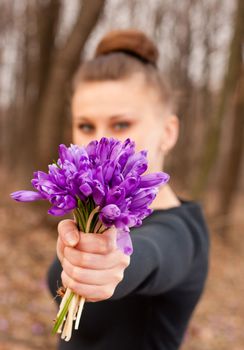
192 0 243 201
214 0 244 236
37 0 106 168
3 0 105 183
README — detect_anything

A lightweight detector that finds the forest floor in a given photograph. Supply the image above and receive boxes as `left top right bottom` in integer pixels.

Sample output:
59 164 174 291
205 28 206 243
0 195 243 350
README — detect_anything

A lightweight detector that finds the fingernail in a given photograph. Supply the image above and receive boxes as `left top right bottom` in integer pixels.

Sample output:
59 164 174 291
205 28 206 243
64 232 77 246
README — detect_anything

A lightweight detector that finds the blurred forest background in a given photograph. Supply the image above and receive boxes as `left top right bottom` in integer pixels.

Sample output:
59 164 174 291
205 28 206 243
0 0 243 349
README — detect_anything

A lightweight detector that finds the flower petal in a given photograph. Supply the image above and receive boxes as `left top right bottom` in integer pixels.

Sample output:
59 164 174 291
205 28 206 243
116 228 133 255
10 190 44 202
140 172 170 188
48 206 70 216
79 183 92 197
101 204 121 219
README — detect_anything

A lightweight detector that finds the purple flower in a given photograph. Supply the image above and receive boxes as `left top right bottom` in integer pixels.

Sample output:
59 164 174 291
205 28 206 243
101 204 121 219
140 172 170 188
122 150 148 177
48 194 77 216
10 190 44 202
59 144 89 171
10 137 170 255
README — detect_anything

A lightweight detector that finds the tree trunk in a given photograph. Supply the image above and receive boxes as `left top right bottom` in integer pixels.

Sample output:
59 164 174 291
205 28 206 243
215 65 244 237
192 0 244 199
37 0 105 168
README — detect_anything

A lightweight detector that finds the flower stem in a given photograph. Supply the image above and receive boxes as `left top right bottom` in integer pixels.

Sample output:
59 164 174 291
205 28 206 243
61 293 78 341
52 291 74 334
52 200 102 341
85 206 100 233
74 296 85 330
73 208 85 232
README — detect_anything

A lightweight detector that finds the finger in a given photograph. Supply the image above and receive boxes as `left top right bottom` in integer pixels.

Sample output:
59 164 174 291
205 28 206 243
64 246 130 270
76 227 117 254
57 219 79 247
56 236 65 264
61 270 115 301
62 257 124 286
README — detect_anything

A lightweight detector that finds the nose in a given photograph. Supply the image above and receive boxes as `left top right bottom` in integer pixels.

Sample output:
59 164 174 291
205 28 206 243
94 129 107 141
94 127 116 141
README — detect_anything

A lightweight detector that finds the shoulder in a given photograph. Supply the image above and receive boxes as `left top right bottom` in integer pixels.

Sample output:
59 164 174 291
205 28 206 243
132 197 210 258
147 197 209 236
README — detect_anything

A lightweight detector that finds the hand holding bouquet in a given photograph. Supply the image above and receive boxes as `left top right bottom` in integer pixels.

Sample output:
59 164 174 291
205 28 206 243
11 137 169 341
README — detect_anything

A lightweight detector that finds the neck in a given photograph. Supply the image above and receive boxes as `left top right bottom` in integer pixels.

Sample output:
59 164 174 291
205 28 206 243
150 184 181 210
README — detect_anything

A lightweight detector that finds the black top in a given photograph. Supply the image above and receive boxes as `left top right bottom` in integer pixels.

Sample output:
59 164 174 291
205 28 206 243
47 197 210 350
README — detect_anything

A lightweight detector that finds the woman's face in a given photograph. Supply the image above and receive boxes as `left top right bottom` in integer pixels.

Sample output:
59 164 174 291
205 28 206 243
71 73 179 172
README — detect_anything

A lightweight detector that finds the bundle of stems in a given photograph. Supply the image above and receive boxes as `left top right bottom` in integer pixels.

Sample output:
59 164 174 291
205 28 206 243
52 198 105 341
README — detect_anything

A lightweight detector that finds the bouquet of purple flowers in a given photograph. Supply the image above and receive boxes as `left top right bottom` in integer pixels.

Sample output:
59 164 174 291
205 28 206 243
11 137 169 341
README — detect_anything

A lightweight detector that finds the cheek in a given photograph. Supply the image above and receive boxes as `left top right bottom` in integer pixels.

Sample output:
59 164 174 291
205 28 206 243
132 126 163 170
133 128 162 153
72 129 83 146
145 139 162 164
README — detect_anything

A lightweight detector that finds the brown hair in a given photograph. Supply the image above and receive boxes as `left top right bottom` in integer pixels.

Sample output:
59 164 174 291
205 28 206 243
72 29 174 110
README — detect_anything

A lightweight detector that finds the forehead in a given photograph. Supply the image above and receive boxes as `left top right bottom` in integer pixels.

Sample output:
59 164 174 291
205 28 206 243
71 74 161 117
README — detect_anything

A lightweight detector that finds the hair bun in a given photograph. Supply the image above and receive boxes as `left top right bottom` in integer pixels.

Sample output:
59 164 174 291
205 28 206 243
94 29 159 66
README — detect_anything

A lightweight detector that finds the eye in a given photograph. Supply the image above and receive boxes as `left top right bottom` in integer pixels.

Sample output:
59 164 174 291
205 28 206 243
112 121 131 131
77 123 95 133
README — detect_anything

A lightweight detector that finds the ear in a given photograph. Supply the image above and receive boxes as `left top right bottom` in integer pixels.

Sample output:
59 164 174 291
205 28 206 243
161 115 179 154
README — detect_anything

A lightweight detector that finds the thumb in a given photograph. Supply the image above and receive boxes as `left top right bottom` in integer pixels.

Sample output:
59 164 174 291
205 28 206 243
102 225 117 250
57 219 79 247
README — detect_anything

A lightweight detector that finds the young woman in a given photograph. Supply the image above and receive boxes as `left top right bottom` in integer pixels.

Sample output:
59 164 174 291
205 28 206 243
47 29 210 350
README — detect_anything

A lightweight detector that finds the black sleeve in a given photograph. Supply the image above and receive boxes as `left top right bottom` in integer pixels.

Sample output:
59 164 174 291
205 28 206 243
111 213 195 299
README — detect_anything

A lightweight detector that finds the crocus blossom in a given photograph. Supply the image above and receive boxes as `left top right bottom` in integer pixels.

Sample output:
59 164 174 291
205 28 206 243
11 137 170 256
